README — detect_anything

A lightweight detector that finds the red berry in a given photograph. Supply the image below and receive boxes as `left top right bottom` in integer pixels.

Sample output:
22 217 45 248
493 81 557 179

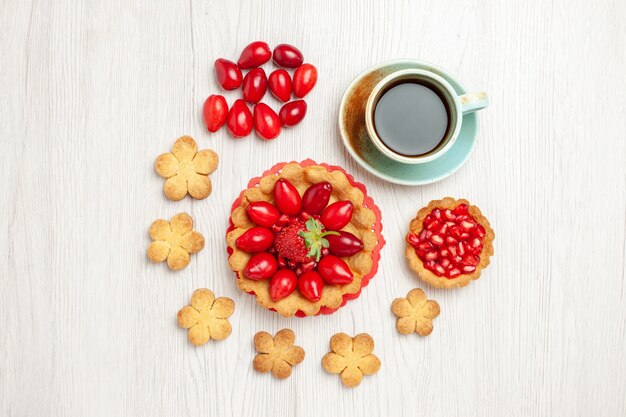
237 41 271 69
320 201 353 231
273 178 302 215
301 182 331 214
235 227 274 253
317 256 353 285
202 95 228 132
326 231 364 257
253 103 281 140
268 69 292 102
279 100 307 127
242 68 267 104
227 99 253 138
298 271 324 302
244 252 278 280
269 269 298 301
273 221 310 263
293 64 317 98
272 44 304 68
246 201 280 227
214 58 242 90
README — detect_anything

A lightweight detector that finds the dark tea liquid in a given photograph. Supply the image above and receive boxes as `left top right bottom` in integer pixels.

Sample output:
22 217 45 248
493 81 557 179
373 81 450 156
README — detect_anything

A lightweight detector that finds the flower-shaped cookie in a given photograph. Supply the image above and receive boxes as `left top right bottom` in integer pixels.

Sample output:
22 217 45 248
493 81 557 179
391 288 440 336
322 333 381 388
155 135 218 200
253 329 305 379
147 212 205 270
177 288 235 346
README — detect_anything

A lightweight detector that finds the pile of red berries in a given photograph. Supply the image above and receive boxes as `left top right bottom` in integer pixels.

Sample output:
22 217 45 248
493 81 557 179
235 178 365 303
203 41 318 140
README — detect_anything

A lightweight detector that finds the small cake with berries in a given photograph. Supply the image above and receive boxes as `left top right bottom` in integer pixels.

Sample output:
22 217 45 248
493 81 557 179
226 160 384 317
406 197 494 289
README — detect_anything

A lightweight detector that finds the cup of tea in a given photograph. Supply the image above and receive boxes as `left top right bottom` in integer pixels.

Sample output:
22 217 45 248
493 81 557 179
364 68 488 164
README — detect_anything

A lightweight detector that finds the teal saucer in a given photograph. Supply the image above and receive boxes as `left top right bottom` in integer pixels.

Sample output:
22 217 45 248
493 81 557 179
338 59 479 186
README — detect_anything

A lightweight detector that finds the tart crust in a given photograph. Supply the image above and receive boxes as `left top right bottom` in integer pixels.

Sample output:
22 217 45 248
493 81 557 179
405 197 494 289
226 160 385 317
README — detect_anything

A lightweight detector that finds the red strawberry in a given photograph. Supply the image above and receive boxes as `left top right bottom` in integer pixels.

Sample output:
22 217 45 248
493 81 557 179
274 222 310 263
273 218 339 263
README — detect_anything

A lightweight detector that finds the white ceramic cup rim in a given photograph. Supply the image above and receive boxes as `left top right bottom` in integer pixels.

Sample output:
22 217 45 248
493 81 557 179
364 69 463 165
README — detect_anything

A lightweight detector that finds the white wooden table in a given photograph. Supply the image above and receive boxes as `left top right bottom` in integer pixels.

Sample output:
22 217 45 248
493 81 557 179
2 0 625 415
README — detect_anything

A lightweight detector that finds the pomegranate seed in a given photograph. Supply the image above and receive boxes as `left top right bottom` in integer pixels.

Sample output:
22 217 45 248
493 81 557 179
419 229 428 241
448 268 461 278
429 233 444 246
287 260 298 269
474 224 486 238
462 265 476 273
450 226 463 239
426 220 441 231
302 261 316 272
446 221 456 227
470 237 482 249
277 255 287 268
443 209 456 220
423 251 438 261
298 211 311 222
440 258 451 269
453 204 468 215
440 248 450 258
424 261 436 271
454 255 463 264
460 220 476 231
432 209 442 220
295 267 303 276
457 242 465 256
277 214 290 225
416 249 427 258
417 242 432 251
433 264 446 276
460 232 471 240
407 232 420 246
445 236 458 245
438 223 449 235
320 247 329 257
470 244 483 255
462 254 480 266
271 224 282 234
455 214 470 221
448 245 457 257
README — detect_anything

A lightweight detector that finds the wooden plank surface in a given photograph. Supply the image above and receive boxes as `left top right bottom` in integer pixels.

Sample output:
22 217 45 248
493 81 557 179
1 0 625 415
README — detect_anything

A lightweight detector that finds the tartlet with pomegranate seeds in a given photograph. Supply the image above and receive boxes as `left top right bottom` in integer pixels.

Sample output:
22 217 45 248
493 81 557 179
226 160 384 317
406 197 494 289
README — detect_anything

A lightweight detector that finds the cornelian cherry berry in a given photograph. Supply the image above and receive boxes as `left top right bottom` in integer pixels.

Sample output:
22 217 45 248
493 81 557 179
214 58 242 90
279 100 307 127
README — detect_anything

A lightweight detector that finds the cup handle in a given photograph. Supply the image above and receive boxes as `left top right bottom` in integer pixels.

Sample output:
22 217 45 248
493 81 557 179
459 92 489 114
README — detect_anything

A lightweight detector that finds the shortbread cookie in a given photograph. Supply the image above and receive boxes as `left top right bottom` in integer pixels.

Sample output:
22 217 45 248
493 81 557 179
406 197 495 288
155 135 218 200
391 288 440 336
321 333 381 388
147 212 204 270
253 329 305 379
177 289 235 346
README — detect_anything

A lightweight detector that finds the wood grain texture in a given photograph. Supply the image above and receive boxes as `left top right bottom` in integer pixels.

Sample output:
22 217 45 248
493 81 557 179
1 0 625 416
